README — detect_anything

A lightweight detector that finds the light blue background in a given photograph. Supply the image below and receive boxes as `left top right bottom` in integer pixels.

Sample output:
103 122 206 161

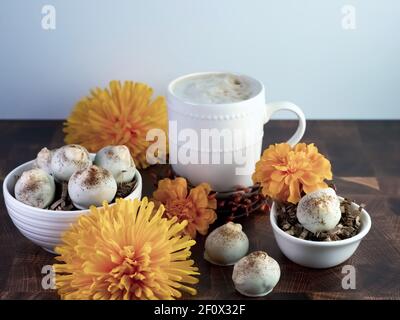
0 0 399 119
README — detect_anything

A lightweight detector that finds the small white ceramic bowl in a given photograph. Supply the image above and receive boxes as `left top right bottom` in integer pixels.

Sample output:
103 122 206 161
270 197 371 268
3 156 142 254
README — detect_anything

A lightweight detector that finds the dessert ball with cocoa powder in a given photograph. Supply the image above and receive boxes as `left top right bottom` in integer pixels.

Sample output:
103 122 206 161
14 168 55 209
232 251 280 297
94 145 135 183
51 144 92 182
204 222 249 266
68 165 117 209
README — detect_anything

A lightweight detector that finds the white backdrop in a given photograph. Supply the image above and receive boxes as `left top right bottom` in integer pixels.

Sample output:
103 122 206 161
0 0 399 119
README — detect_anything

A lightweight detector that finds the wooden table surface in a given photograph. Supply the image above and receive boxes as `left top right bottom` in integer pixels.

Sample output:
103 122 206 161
0 120 399 300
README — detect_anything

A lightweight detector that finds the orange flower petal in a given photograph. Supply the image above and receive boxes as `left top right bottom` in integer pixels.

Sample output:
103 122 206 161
188 186 209 208
153 178 188 202
287 179 301 204
268 179 285 196
294 143 307 152
299 171 320 185
270 170 286 182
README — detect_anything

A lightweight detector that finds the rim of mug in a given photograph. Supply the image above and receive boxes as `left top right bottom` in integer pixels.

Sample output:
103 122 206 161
167 71 264 107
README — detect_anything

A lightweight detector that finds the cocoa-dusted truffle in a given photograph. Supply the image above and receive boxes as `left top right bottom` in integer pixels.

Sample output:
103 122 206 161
14 168 55 208
50 144 91 182
94 145 135 183
296 188 341 233
232 251 280 297
68 165 117 209
204 222 249 266
34 147 53 174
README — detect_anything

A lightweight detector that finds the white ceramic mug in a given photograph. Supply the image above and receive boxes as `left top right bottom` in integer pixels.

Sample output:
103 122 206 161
167 72 306 191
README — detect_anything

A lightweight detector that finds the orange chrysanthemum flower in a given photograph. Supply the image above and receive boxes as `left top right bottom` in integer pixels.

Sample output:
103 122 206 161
153 177 217 239
64 80 168 169
53 197 199 300
252 143 332 204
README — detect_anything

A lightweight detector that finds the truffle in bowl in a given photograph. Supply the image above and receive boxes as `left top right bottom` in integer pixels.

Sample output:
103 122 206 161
3 154 142 253
270 189 371 269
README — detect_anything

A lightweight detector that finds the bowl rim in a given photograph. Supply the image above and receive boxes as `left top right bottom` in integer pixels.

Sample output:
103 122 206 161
3 158 142 218
270 197 371 247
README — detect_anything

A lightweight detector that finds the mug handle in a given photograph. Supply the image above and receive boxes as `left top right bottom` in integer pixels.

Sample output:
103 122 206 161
264 101 306 146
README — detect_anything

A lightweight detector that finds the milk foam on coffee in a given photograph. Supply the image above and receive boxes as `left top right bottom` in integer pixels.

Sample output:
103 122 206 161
173 73 254 104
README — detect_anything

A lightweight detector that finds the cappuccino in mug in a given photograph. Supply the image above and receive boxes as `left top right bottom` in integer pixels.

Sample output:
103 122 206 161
172 73 254 104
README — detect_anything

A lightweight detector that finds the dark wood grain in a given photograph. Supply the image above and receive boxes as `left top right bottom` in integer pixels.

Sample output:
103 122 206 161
0 120 399 300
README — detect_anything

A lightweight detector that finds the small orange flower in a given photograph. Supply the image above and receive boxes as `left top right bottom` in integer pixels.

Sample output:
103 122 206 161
153 177 217 238
252 143 332 204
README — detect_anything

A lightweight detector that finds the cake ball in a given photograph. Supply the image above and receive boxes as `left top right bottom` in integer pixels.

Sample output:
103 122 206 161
232 251 280 297
94 145 135 183
50 144 92 182
296 188 341 233
34 147 53 174
204 222 249 266
68 165 117 209
14 168 55 208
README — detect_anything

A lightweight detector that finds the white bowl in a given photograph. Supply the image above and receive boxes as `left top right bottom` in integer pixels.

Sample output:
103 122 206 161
270 197 371 268
3 157 142 254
